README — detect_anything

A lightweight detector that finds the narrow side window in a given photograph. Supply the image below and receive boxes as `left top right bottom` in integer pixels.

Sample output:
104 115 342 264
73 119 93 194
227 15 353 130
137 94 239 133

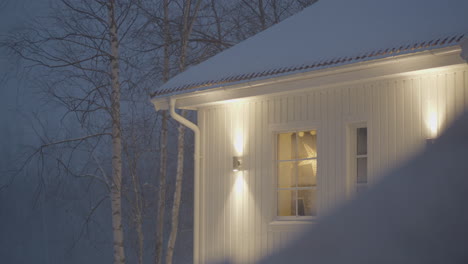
347 124 368 195
356 127 368 192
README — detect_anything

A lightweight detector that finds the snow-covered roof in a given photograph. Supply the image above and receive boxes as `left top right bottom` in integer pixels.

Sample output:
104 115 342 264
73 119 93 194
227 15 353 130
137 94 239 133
152 0 468 98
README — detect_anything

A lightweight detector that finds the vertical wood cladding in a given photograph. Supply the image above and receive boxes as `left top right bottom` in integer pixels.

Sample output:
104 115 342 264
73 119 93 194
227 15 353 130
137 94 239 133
197 66 468 263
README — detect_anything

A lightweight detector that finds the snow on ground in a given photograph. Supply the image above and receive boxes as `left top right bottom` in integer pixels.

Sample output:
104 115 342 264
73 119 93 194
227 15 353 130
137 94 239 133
255 111 468 264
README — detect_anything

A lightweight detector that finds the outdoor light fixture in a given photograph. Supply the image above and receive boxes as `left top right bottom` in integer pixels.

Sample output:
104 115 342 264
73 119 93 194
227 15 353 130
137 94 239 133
426 138 436 145
426 108 438 146
233 156 242 171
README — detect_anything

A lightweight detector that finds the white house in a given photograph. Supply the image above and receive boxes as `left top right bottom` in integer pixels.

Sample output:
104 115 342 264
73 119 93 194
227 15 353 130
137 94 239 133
151 0 468 263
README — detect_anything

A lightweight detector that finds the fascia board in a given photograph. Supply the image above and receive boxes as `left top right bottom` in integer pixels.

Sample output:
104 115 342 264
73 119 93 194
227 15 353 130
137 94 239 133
151 46 464 110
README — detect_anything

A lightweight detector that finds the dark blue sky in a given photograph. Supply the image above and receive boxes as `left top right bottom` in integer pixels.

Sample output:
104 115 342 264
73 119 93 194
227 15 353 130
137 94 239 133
0 0 50 155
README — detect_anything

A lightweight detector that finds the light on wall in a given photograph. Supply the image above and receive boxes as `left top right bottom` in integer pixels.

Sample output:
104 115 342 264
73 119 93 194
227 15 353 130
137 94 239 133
233 156 243 172
234 131 244 156
428 110 438 138
426 106 439 145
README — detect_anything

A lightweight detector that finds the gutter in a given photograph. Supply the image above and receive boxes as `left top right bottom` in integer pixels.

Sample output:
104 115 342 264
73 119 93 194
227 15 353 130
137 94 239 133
169 97 201 264
153 45 463 110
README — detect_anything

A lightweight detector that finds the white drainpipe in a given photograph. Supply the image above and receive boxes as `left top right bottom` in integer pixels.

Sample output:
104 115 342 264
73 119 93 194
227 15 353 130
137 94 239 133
169 97 201 264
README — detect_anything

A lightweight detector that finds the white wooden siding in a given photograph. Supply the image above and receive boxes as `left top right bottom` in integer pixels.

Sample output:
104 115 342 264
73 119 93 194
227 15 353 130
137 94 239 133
197 65 468 264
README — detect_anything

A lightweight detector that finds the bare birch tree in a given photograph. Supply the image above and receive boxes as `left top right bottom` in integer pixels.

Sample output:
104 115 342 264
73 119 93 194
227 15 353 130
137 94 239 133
165 1 202 263
208 0 316 43
136 1 318 263
153 0 171 263
107 1 126 262
2 0 320 262
122 123 144 264
1 1 148 263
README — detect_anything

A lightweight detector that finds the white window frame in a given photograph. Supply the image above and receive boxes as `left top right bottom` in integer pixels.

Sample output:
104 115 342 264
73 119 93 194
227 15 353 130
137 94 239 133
270 122 320 221
346 122 368 196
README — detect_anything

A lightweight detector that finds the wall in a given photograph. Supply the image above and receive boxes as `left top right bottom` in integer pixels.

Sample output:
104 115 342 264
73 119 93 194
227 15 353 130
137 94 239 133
196 65 468 263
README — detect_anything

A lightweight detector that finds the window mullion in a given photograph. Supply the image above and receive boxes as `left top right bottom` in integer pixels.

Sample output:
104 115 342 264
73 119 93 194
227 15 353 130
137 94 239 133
278 157 317 162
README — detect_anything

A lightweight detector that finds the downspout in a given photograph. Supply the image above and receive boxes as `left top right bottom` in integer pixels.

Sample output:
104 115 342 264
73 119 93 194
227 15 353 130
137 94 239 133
169 97 201 264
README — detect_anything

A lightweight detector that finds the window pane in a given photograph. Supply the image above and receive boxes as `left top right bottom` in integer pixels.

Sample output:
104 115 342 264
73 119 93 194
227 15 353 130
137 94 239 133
357 127 367 155
278 162 296 188
277 132 296 160
357 157 367 184
298 159 317 187
278 190 296 216
297 131 317 159
298 189 316 216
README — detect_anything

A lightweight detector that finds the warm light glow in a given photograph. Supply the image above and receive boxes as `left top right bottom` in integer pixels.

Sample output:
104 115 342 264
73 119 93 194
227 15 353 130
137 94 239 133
429 112 437 137
227 169 258 263
298 144 317 167
234 130 244 155
427 106 439 138
234 171 245 193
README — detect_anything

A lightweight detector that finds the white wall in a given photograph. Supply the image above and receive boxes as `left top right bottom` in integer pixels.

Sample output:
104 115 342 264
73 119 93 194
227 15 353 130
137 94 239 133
197 65 468 263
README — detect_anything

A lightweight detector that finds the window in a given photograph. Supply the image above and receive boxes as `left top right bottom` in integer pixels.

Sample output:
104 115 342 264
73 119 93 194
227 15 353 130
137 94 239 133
276 130 317 218
348 125 368 193
356 127 368 191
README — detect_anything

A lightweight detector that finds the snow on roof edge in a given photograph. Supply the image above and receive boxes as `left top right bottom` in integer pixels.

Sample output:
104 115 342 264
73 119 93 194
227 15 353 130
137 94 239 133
151 33 465 99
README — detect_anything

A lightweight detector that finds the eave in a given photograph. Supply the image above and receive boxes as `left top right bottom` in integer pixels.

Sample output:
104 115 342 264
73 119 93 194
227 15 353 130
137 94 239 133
151 46 466 111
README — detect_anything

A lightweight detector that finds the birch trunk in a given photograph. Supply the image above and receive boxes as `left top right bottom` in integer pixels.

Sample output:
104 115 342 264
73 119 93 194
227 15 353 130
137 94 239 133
178 0 202 71
258 0 267 30
130 154 144 264
155 111 168 264
165 110 186 264
155 0 170 262
165 1 202 263
210 0 223 50
108 1 126 263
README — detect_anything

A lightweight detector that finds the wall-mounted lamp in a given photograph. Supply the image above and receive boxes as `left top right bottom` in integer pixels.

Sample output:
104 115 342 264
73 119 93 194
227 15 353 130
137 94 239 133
426 138 436 146
426 108 438 146
233 156 242 171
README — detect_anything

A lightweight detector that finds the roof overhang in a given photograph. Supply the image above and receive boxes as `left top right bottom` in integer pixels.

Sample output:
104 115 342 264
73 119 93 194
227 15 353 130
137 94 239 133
151 46 466 111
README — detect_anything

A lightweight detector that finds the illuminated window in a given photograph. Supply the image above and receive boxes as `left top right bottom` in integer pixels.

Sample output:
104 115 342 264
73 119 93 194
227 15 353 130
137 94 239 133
277 130 317 218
